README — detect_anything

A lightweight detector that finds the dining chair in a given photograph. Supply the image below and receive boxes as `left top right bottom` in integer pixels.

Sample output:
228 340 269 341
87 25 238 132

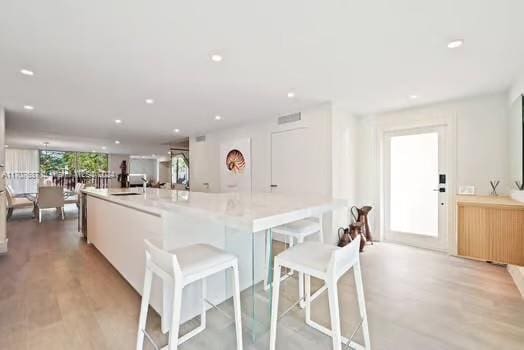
64 182 85 208
36 186 65 223
5 184 35 220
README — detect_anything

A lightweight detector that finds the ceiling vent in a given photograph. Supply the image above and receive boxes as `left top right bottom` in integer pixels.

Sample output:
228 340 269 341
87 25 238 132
278 112 301 125
195 135 206 142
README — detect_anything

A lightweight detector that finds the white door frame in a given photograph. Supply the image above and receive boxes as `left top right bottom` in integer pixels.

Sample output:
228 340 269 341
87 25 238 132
377 114 457 254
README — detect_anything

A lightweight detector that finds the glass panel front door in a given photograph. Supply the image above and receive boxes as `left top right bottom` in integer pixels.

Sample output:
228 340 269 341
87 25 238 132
385 126 448 251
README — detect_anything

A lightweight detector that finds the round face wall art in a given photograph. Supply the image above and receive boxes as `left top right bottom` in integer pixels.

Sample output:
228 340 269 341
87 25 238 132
226 149 246 174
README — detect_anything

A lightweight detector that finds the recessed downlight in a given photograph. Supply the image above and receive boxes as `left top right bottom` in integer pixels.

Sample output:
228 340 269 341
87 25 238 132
211 54 223 62
5 145 8 148
173 128 180 133
409 95 418 99
102 146 107 150
114 119 122 124
145 98 154 104
24 105 34 110
20 69 34 76
114 140 120 144
287 92 295 98
447 39 464 49
215 115 222 120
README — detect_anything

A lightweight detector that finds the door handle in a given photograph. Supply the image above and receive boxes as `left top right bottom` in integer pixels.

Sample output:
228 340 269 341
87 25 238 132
270 184 278 188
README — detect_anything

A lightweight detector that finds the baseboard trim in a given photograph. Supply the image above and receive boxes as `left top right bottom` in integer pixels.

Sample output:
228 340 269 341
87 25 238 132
507 264 524 298
0 239 8 254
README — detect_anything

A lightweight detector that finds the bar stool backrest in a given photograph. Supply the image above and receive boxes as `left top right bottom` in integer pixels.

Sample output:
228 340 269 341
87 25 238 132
144 239 183 282
329 235 361 279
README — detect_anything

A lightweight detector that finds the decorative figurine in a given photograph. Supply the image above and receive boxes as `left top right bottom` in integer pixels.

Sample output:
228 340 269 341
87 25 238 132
490 180 500 196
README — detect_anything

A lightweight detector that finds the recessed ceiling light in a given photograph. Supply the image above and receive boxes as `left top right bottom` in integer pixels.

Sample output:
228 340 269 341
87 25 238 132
287 92 295 98
114 119 122 124
447 40 464 49
211 54 223 62
145 98 154 104
20 69 34 76
173 128 180 133
102 146 107 150
5 145 8 148
215 115 222 120
409 95 418 99
24 105 34 110
114 140 120 144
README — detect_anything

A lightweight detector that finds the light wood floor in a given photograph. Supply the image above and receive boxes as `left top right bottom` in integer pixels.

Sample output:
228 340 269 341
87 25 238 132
1 208 523 350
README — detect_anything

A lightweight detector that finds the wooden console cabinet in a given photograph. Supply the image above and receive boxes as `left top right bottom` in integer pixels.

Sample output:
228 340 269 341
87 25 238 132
457 196 524 266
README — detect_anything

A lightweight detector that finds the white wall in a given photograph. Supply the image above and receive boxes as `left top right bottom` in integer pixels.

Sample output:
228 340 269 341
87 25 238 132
357 92 509 254
130 158 158 183
189 103 339 241
190 103 333 195
331 106 359 232
158 161 170 184
0 107 7 253
108 154 130 188
0 107 5 165
509 96 522 185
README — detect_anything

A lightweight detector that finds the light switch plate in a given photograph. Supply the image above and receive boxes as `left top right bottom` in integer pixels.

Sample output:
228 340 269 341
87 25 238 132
458 185 475 195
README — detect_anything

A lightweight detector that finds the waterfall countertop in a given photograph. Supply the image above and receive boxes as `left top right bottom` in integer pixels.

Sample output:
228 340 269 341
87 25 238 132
82 188 346 232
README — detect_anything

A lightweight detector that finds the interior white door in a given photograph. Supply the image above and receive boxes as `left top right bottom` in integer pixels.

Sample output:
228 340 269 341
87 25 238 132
270 128 310 194
384 126 448 251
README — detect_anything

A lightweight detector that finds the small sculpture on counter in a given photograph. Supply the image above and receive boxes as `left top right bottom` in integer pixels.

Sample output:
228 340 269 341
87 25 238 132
490 180 500 196
118 160 129 188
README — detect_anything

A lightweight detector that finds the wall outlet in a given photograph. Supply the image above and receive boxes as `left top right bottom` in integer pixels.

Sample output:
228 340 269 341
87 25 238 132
458 185 476 195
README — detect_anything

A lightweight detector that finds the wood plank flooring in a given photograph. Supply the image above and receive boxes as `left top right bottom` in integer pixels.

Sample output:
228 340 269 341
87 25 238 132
0 207 523 349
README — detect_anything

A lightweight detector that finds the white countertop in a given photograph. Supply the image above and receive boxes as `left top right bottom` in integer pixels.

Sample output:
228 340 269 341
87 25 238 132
82 188 346 231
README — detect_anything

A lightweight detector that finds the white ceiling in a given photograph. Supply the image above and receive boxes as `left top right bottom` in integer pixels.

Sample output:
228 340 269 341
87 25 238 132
1 0 524 154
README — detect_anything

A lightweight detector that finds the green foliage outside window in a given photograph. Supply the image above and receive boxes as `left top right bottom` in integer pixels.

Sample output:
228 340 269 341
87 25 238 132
40 150 109 175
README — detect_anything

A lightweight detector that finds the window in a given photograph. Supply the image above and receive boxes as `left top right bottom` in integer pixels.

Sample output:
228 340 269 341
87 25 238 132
39 150 108 175
171 152 189 186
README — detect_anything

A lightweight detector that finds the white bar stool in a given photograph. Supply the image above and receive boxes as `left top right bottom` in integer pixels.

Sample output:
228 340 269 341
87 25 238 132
269 236 371 350
136 240 243 350
264 216 323 307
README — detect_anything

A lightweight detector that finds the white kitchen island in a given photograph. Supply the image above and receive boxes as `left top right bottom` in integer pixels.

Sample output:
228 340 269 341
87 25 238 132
81 188 345 339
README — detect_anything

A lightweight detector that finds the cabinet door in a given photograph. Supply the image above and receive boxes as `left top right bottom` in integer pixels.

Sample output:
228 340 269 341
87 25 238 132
488 208 524 265
458 206 490 260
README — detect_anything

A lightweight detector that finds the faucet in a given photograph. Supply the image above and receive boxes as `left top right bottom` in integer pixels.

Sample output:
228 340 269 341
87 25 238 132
141 175 147 193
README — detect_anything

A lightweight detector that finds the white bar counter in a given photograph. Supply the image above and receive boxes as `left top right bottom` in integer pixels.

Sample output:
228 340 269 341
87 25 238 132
81 188 345 338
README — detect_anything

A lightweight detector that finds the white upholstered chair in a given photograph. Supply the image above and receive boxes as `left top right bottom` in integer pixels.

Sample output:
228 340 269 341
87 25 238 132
5 185 35 219
269 235 371 350
64 182 84 207
36 186 65 223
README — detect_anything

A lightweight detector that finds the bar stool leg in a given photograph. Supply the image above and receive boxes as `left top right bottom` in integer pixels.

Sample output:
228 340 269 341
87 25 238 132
168 285 183 350
304 274 311 325
136 268 153 350
264 229 272 290
297 236 305 308
201 278 207 330
231 263 243 350
327 278 342 350
354 261 371 350
269 261 282 350
318 214 324 243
